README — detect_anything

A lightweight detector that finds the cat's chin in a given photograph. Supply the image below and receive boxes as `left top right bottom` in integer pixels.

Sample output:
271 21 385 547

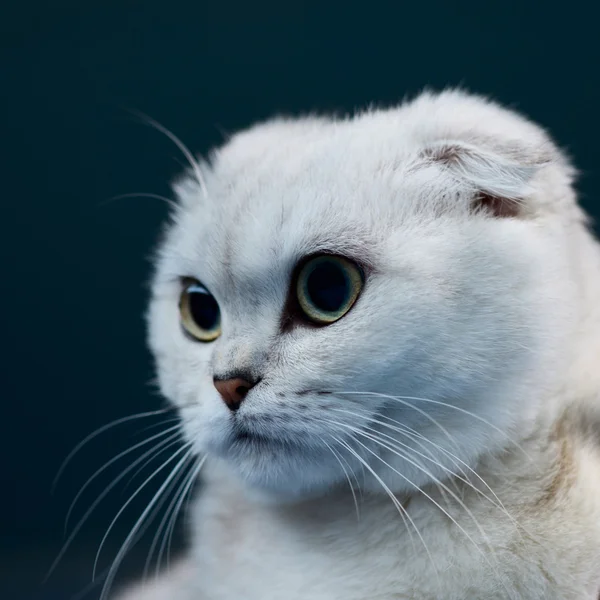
205 438 347 501
230 456 343 501
241 480 335 505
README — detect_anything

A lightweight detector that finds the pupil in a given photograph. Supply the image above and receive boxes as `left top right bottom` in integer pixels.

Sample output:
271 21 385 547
189 289 219 330
306 262 349 313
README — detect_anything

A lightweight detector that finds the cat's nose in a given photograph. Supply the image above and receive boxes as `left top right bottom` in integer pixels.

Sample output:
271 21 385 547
213 377 256 412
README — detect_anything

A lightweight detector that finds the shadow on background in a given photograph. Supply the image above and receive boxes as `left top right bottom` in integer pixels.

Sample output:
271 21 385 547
1 1 599 599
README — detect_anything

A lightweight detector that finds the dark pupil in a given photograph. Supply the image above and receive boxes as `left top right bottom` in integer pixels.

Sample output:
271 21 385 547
306 261 349 313
189 288 219 330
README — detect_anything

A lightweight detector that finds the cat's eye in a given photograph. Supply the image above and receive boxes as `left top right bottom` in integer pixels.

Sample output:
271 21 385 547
296 255 363 325
179 279 222 342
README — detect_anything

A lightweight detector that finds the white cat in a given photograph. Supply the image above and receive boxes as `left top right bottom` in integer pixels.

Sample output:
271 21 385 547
115 90 600 599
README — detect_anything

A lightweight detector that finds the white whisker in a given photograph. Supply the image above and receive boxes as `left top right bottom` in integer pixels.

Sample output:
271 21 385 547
94 442 192 580
142 453 196 580
332 436 440 588
64 424 182 533
98 445 196 600
45 433 183 582
330 406 468 493
127 110 208 199
336 391 531 460
52 408 176 492
331 422 513 598
161 456 207 575
323 440 361 520
99 192 179 211
333 391 462 454
328 419 493 545
330 406 522 534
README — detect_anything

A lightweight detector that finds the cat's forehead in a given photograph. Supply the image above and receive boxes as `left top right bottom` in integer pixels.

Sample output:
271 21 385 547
168 117 412 282
171 174 381 293
210 114 411 190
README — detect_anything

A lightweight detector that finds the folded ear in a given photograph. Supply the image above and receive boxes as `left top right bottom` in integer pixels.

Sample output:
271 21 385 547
422 139 554 218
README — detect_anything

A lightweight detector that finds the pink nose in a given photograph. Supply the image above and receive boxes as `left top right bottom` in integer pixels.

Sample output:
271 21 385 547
214 377 255 411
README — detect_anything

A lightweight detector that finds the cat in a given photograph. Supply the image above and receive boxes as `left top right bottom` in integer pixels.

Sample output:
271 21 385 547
114 90 600 599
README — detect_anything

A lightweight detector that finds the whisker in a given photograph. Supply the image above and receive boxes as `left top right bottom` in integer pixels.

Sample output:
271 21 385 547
330 406 521 532
332 422 513 598
358 419 465 502
329 419 493 545
122 421 187 492
45 433 183 582
64 424 182 533
322 440 361 521
330 407 468 489
103 458 193 588
66 455 197 600
98 192 179 211
93 443 191 580
181 453 204 535
133 417 183 438
368 411 509 501
336 391 531 460
142 453 195 580
70 569 107 600
333 391 462 455
332 435 440 588
121 424 186 496
161 456 206 576
374 416 525 537
126 109 208 199
354 426 495 542
52 408 177 492
98 445 196 600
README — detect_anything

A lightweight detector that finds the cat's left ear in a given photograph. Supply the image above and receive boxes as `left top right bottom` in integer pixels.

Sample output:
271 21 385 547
421 138 571 218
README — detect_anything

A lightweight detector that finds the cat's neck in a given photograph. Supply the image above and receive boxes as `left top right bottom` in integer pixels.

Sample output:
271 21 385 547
563 225 600 400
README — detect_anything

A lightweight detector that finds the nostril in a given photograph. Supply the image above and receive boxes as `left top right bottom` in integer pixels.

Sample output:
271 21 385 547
236 385 250 398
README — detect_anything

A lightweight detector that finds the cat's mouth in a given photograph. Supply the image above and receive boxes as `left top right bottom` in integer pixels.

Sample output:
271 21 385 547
231 425 272 445
220 420 310 457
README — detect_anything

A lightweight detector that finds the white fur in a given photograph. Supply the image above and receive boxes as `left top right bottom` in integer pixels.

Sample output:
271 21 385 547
116 90 600 599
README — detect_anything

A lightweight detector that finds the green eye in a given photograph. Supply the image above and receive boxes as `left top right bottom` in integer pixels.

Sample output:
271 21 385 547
296 255 364 325
179 279 222 342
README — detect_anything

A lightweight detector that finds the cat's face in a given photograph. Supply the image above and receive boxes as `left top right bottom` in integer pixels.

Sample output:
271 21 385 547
148 92 578 499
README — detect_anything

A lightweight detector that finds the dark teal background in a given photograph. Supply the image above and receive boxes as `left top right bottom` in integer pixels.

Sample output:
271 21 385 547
1 1 599 598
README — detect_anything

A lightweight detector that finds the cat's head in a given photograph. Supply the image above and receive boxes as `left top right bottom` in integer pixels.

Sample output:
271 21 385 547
148 90 582 500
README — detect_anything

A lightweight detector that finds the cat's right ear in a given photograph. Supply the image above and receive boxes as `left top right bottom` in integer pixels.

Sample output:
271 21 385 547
419 138 561 219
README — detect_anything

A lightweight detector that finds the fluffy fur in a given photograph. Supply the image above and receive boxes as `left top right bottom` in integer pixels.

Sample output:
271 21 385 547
116 90 600 599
